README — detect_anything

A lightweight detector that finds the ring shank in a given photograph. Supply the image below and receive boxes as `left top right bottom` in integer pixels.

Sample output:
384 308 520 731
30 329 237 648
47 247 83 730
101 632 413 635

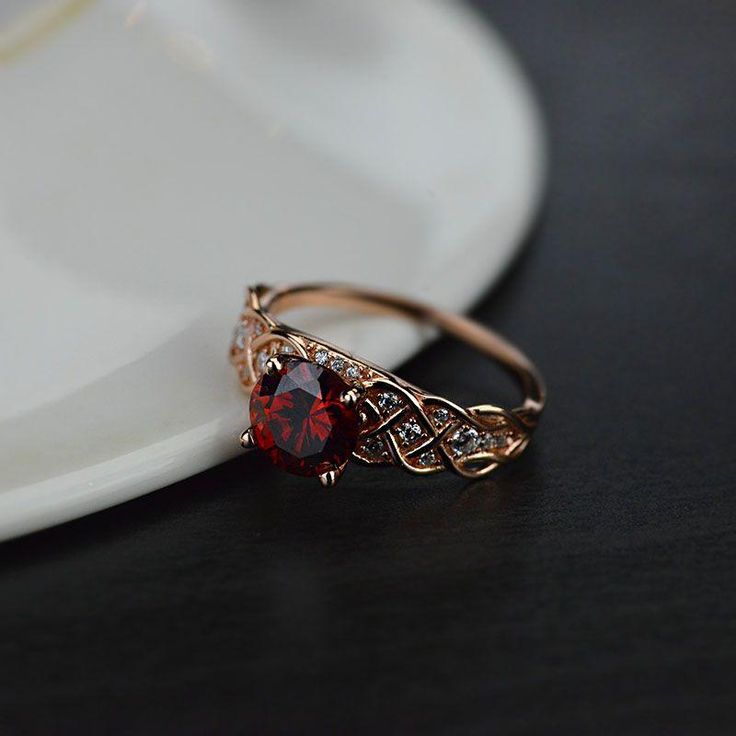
254 283 546 419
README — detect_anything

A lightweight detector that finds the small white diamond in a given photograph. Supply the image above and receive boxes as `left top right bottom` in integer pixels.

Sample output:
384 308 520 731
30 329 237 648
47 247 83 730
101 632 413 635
397 420 422 446
331 357 345 372
450 426 480 456
314 349 329 365
432 407 450 425
280 344 294 354
232 323 248 350
417 451 436 467
481 433 507 450
363 436 385 457
378 392 401 413
256 350 269 374
346 364 360 380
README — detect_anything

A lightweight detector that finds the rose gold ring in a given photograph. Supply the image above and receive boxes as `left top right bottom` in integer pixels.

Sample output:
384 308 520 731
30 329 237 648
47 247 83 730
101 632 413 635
230 283 546 487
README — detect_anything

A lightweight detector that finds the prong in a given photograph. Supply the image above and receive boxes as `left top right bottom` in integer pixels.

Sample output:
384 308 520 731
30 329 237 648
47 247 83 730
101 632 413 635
264 355 283 375
247 284 266 310
340 388 361 409
318 466 344 488
239 428 257 451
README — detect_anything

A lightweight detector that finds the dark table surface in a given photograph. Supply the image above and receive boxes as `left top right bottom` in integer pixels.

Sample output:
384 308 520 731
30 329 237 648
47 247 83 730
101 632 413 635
3 1 735 733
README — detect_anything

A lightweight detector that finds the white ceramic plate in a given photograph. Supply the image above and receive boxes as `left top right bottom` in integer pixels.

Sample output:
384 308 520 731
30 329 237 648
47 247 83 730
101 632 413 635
0 0 545 540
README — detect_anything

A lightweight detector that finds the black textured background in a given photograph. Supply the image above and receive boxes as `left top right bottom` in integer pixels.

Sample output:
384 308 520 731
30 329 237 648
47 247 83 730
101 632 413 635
3 1 736 733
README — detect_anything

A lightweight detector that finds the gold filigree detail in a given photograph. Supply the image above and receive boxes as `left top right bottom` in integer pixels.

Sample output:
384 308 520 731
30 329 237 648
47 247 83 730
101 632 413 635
231 294 538 480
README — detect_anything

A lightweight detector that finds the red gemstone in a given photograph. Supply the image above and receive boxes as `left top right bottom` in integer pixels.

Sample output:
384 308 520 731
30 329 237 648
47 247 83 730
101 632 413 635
249 357 359 477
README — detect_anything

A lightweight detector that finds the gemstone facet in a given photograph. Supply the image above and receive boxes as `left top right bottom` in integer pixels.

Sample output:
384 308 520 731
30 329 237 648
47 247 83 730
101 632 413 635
249 357 359 477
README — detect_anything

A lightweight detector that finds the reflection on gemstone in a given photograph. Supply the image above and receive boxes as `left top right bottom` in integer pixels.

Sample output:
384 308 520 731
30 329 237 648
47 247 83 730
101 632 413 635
449 426 479 456
256 350 270 374
432 407 450 425
481 432 508 450
232 322 248 349
417 451 437 467
377 392 401 413
363 435 386 457
249 358 359 476
397 420 422 446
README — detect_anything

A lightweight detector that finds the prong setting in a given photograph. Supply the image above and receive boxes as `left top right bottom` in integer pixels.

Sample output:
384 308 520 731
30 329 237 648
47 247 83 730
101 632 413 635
340 387 361 409
264 355 284 375
240 427 257 451
318 467 344 488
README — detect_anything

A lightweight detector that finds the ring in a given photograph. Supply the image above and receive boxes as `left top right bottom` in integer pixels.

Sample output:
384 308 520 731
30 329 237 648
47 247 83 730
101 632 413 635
230 283 546 487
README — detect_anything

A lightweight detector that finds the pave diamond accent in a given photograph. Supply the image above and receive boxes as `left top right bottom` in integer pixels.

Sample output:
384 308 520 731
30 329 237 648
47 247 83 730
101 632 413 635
233 322 249 350
449 426 480 456
432 407 450 426
256 350 270 374
397 420 422 446
377 392 401 414
481 432 508 450
314 349 329 366
363 436 386 458
346 363 360 380
331 357 345 372
417 451 438 467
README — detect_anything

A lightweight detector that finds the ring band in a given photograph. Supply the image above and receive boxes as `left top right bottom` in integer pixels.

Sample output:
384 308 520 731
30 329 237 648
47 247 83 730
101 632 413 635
230 283 545 486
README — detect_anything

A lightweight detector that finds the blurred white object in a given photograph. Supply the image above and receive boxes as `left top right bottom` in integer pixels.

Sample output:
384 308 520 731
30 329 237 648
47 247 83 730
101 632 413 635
0 0 545 539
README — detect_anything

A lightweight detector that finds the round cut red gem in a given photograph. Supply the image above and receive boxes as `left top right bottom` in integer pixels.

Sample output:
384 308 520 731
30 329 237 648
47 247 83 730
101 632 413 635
249 357 359 477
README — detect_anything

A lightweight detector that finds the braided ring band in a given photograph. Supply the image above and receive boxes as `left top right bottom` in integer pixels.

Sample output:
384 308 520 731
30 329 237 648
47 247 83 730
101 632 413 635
230 283 546 487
